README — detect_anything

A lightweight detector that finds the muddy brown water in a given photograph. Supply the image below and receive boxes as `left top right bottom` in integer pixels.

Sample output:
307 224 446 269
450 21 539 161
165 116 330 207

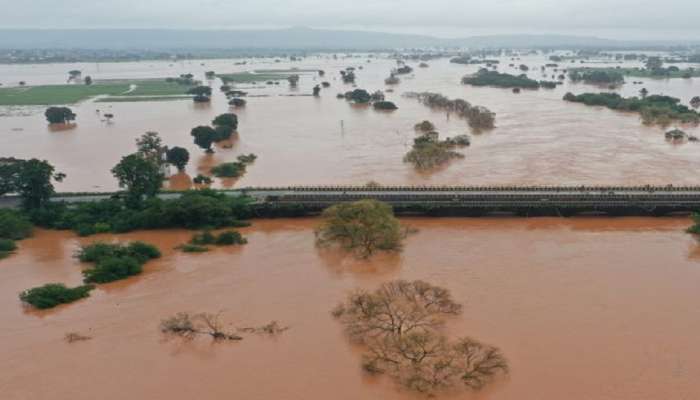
1 55 700 192
2 218 700 400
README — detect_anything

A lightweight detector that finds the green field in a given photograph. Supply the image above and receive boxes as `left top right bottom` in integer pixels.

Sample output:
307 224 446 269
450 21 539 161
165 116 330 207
570 67 700 79
0 79 195 106
218 72 292 83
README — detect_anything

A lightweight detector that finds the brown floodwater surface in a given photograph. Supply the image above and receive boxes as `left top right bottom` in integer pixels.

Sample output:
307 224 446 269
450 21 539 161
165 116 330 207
2 55 700 191
2 218 700 399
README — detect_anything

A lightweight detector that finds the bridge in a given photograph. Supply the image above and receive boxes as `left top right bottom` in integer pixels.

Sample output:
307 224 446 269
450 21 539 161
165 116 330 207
4 185 700 217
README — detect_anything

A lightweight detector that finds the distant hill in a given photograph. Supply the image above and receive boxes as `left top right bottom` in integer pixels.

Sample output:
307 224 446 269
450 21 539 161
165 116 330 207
0 27 694 50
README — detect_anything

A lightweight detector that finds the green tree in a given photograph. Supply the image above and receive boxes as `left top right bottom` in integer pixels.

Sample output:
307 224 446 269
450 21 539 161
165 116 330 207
191 126 218 153
135 131 165 165
188 85 212 102
111 154 163 207
84 76 93 85
349 89 371 104
212 113 238 130
4 159 66 210
315 199 404 258
166 147 190 171
44 107 76 124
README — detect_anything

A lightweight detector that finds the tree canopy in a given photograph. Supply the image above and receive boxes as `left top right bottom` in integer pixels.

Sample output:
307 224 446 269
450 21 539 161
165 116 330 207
315 199 404 258
44 107 76 124
111 154 163 207
166 147 190 171
333 280 507 394
0 158 65 209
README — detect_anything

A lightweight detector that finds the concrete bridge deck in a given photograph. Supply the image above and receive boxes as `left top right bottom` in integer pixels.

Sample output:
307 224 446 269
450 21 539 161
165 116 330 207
3 185 699 216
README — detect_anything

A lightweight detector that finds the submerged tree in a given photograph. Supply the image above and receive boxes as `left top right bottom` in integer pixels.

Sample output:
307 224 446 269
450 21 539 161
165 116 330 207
315 199 404 258
44 107 76 124
166 146 190 171
160 312 242 341
333 280 507 394
191 126 218 153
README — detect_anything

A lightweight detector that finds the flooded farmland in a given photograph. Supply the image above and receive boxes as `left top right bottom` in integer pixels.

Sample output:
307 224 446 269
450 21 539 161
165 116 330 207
1 55 700 192
3 52 700 400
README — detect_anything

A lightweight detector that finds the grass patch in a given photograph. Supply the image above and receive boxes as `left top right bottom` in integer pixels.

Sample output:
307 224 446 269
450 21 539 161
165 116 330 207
19 283 94 309
0 83 129 105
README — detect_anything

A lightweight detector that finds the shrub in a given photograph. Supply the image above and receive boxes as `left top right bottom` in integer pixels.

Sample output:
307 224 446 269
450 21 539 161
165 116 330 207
211 162 246 178
0 209 33 240
19 283 94 309
190 231 216 245
78 241 160 264
0 238 17 252
373 101 398 110
0 238 17 258
83 256 142 283
33 190 252 235
215 230 247 245
179 243 210 253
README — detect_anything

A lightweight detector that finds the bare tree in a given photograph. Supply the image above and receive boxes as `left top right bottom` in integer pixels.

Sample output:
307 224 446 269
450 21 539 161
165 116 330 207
333 280 506 394
160 312 242 341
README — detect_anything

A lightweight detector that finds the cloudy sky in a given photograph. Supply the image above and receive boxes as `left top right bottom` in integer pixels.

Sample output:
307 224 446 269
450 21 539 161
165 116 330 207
1 0 698 39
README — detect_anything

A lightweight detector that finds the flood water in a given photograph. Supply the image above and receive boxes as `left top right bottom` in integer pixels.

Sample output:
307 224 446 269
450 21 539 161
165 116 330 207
1 54 699 191
2 218 700 399
3 54 700 399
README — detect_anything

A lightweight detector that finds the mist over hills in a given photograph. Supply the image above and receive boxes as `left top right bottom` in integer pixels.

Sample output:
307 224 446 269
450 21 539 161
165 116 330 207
0 27 695 50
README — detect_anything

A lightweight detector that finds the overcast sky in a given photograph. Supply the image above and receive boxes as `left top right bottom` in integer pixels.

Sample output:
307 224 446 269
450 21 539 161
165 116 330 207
1 0 699 39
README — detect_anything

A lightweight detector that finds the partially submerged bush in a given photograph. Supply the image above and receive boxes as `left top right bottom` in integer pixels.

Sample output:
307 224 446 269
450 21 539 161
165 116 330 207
78 241 161 283
414 120 435 132
83 256 143 284
404 133 466 170
211 162 247 178
19 283 94 309
78 241 161 264
179 243 210 253
316 199 404 258
373 101 398 110
0 209 33 240
161 312 242 341
215 230 247 245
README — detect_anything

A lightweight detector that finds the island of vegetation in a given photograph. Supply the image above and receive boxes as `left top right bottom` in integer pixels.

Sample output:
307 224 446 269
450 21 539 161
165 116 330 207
563 92 700 126
404 92 495 130
461 69 543 89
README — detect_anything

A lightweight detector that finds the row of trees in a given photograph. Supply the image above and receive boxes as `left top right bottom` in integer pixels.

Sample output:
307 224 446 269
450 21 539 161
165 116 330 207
563 92 700 126
404 92 496 130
